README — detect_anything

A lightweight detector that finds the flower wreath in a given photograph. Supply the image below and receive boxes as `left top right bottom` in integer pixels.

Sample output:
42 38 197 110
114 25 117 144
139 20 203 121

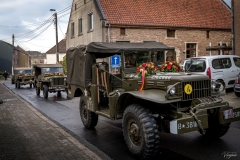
136 62 159 91
160 61 182 72
44 73 54 77
55 72 63 76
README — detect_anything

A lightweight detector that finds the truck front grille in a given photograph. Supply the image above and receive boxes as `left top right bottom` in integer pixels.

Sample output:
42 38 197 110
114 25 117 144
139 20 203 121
182 80 211 101
53 78 64 85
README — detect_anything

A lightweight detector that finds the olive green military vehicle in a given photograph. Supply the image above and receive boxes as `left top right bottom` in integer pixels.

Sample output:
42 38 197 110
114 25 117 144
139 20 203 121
12 67 34 89
66 42 240 159
33 64 68 99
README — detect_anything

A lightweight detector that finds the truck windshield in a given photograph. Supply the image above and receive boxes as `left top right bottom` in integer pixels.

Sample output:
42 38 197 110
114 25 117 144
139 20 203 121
124 50 165 72
41 67 63 74
184 59 206 72
17 70 32 74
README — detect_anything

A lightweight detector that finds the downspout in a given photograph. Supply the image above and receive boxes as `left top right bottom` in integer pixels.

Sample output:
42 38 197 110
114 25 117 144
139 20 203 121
108 23 111 42
231 0 235 55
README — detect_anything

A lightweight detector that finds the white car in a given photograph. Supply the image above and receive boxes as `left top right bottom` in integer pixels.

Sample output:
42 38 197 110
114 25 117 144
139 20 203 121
183 55 240 89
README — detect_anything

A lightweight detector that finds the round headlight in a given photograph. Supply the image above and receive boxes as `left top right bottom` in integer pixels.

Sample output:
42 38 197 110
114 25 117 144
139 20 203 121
64 78 67 81
169 87 176 95
49 78 52 82
211 83 216 89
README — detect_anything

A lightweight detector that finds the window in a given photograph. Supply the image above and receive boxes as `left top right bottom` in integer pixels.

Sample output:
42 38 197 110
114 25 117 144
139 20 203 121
167 29 175 38
120 28 125 35
206 31 210 38
75 4 77 10
40 60 44 63
78 18 83 35
71 22 74 38
186 43 197 58
88 12 93 31
233 57 240 67
212 58 232 69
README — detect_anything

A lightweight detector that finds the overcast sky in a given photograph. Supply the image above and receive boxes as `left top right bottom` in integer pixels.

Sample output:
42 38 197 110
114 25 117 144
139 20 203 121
0 0 71 53
0 0 232 53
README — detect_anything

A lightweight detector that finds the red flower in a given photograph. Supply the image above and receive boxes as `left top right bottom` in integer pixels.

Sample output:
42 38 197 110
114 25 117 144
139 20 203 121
167 64 172 70
142 63 146 67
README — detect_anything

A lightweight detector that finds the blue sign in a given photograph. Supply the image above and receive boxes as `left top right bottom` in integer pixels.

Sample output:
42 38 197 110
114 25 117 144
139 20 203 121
111 55 120 68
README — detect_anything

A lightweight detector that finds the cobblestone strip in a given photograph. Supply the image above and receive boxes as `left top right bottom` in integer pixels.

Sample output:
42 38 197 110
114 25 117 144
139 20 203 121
0 81 102 160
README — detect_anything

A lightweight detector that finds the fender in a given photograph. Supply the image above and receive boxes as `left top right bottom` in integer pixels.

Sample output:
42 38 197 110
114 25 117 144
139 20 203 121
117 89 181 105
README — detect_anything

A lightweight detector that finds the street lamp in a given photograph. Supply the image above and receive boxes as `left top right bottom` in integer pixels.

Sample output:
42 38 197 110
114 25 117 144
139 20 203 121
50 9 59 63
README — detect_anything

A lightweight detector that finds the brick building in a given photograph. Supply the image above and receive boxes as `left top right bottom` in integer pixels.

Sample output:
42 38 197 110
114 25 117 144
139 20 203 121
66 0 232 63
233 0 240 56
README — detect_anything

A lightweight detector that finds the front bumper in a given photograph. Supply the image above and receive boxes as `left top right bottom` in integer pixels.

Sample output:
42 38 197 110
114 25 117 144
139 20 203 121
49 86 68 92
170 105 240 135
234 84 240 92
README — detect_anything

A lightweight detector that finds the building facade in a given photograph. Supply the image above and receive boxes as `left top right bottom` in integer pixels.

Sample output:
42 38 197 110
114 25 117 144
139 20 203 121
66 0 232 63
46 39 66 64
13 46 30 68
0 41 12 73
27 51 46 66
233 0 240 56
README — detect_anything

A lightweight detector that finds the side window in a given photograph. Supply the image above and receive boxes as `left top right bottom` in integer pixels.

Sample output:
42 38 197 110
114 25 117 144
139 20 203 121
220 58 232 68
233 57 240 68
212 59 223 69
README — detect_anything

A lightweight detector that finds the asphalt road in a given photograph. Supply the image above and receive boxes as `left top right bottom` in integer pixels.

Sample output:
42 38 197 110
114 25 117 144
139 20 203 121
4 81 240 160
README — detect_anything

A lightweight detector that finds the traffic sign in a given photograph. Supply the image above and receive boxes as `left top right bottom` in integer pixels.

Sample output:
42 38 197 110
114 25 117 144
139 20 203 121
111 55 120 68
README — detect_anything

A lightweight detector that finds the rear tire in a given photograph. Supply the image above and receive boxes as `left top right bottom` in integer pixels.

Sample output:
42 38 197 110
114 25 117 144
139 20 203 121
235 92 240 97
43 85 48 99
122 104 160 159
17 80 20 89
79 96 98 129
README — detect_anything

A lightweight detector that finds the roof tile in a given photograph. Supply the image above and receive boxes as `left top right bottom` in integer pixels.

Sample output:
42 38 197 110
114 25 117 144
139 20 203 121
98 0 231 29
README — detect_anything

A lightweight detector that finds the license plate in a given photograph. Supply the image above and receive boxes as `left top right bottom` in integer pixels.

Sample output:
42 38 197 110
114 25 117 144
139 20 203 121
223 109 234 120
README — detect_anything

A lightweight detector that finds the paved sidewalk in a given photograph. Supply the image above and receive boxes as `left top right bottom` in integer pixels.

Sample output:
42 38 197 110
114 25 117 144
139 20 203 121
0 80 103 160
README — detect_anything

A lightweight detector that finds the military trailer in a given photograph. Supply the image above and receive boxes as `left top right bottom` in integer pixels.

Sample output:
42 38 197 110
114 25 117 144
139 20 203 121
33 64 68 99
12 67 34 89
66 42 240 159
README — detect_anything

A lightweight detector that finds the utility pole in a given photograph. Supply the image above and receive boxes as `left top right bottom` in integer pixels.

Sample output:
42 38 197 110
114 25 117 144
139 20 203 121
54 12 59 63
12 34 14 74
51 9 59 63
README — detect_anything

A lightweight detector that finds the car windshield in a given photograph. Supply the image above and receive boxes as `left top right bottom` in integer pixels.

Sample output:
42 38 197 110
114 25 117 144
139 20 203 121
17 70 32 74
41 67 63 74
124 50 165 73
184 59 206 72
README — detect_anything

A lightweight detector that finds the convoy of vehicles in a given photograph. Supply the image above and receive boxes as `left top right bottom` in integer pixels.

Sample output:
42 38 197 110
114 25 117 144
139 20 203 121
11 67 34 89
33 64 68 99
66 42 240 159
6 42 240 159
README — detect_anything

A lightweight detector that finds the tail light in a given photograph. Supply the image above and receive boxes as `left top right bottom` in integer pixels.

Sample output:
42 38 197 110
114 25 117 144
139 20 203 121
235 77 239 83
206 67 211 79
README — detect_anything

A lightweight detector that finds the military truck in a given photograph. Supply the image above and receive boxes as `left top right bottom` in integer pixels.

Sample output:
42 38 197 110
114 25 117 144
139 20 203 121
66 42 240 159
33 64 68 99
12 67 34 89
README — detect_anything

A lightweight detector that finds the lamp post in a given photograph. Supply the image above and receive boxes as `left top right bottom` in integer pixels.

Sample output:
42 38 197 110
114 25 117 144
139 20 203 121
50 9 59 63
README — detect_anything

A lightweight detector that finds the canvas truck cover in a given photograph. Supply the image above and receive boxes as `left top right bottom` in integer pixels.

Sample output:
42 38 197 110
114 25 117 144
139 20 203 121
67 42 175 87
67 45 96 87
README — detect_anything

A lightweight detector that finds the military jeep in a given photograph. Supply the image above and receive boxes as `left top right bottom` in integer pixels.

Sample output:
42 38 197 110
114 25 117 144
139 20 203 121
33 64 68 99
66 42 240 159
12 67 34 89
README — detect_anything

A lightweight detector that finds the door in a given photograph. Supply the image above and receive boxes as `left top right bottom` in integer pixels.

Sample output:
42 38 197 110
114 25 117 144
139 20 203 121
220 58 237 88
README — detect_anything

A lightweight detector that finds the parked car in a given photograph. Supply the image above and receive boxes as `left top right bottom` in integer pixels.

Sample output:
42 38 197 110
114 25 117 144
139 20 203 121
234 74 240 97
183 55 240 89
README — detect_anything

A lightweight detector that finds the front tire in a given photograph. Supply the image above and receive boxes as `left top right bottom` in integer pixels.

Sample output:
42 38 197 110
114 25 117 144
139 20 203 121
122 104 160 159
30 83 32 88
79 96 98 129
36 86 40 96
43 84 48 99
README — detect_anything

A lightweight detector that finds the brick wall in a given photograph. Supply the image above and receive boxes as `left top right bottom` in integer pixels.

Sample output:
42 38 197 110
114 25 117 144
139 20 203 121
110 28 231 63
234 0 240 56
